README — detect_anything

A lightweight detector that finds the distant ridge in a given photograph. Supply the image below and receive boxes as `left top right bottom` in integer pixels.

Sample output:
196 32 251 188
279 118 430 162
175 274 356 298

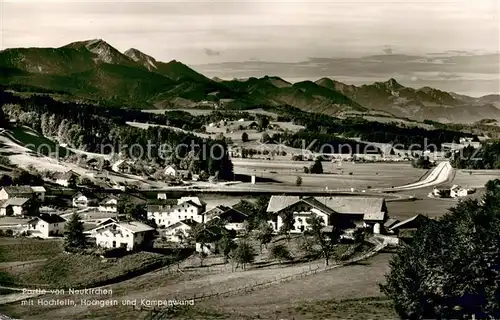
1 39 500 123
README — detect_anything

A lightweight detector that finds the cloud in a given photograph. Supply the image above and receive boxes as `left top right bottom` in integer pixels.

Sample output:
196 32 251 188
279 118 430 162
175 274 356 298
204 48 221 57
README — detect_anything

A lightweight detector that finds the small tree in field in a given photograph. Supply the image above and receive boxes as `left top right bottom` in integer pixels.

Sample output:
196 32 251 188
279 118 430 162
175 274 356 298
241 132 249 142
254 222 274 252
305 215 340 266
217 234 236 264
173 229 188 269
64 213 86 250
295 176 302 186
279 210 295 241
309 159 324 174
231 241 255 270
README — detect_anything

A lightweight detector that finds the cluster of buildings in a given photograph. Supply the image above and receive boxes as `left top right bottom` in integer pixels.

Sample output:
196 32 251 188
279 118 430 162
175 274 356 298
0 182 427 254
441 137 481 152
0 186 45 216
431 185 476 199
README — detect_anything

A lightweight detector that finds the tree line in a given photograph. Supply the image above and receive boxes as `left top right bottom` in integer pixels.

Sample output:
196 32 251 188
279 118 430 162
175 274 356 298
450 141 500 170
0 91 234 180
381 179 500 319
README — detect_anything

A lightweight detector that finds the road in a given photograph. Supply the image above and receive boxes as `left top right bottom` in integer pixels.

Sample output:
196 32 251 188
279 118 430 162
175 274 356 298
386 161 453 191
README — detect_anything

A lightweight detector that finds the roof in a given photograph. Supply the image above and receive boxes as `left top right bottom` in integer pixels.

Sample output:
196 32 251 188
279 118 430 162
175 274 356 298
72 191 97 199
31 186 46 193
2 197 30 207
390 214 428 231
301 197 337 216
165 219 199 230
117 221 154 233
56 170 78 180
101 195 118 203
178 197 206 207
267 196 387 221
31 213 66 224
216 207 248 223
97 218 117 226
384 218 400 229
201 205 230 217
93 221 154 234
3 186 33 195
147 200 177 212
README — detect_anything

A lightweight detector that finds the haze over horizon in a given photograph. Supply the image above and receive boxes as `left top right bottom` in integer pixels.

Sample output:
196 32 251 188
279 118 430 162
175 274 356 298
2 0 499 96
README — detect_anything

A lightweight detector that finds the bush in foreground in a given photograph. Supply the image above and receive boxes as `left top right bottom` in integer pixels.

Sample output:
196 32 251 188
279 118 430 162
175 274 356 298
380 179 500 319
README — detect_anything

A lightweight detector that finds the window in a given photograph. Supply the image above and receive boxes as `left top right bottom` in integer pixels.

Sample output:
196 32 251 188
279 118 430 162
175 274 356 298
112 241 116 248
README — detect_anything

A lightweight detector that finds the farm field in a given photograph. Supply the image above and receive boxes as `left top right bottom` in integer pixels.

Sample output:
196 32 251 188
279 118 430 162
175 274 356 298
1 249 171 289
126 119 304 143
141 108 280 118
450 169 500 188
0 238 63 263
195 252 394 320
233 159 427 190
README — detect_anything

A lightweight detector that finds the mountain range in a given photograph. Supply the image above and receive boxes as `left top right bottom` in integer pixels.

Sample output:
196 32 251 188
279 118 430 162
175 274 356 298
1 39 499 124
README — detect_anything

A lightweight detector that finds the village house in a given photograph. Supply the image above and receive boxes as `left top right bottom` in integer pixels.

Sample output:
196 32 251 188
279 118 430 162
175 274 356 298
0 186 32 200
98 195 119 213
0 197 33 216
450 185 475 198
31 186 46 202
202 205 248 231
163 165 189 179
164 165 178 177
89 220 155 251
111 160 134 174
55 170 78 187
266 196 388 234
0 186 46 203
388 214 430 242
24 213 66 238
164 219 199 242
147 197 206 227
72 191 98 208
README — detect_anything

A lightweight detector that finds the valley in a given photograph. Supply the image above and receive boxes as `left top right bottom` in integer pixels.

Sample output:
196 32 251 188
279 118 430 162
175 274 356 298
0 30 499 320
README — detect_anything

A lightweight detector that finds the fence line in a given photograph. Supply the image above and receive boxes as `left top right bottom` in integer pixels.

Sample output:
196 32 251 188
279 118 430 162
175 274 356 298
138 238 387 313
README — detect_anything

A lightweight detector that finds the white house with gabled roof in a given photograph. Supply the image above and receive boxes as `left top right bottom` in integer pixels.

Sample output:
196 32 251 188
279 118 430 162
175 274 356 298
147 197 206 227
89 220 154 251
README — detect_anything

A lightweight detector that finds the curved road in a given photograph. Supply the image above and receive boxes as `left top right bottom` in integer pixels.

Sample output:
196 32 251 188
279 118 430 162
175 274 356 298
386 161 453 191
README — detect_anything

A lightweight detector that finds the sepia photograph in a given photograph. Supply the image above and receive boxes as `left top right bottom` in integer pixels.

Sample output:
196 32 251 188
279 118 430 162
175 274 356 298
0 0 499 319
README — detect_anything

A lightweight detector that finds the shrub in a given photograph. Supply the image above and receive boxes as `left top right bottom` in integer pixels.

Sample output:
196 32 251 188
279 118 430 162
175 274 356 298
295 176 302 186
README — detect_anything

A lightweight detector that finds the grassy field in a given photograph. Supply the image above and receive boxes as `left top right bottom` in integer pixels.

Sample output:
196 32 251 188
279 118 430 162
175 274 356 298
233 159 427 190
0 239 380 319
141 108 280 118
0 238 63 263
2 251 171 288
3 126 72 158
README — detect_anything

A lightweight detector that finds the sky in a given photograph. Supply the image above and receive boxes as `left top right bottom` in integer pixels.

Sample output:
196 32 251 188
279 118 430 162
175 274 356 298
1 0 499 63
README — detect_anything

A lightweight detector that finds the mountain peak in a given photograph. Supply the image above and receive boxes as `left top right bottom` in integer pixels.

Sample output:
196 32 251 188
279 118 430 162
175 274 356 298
384 78 403 89
124 48 157 70
64 39 132 65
